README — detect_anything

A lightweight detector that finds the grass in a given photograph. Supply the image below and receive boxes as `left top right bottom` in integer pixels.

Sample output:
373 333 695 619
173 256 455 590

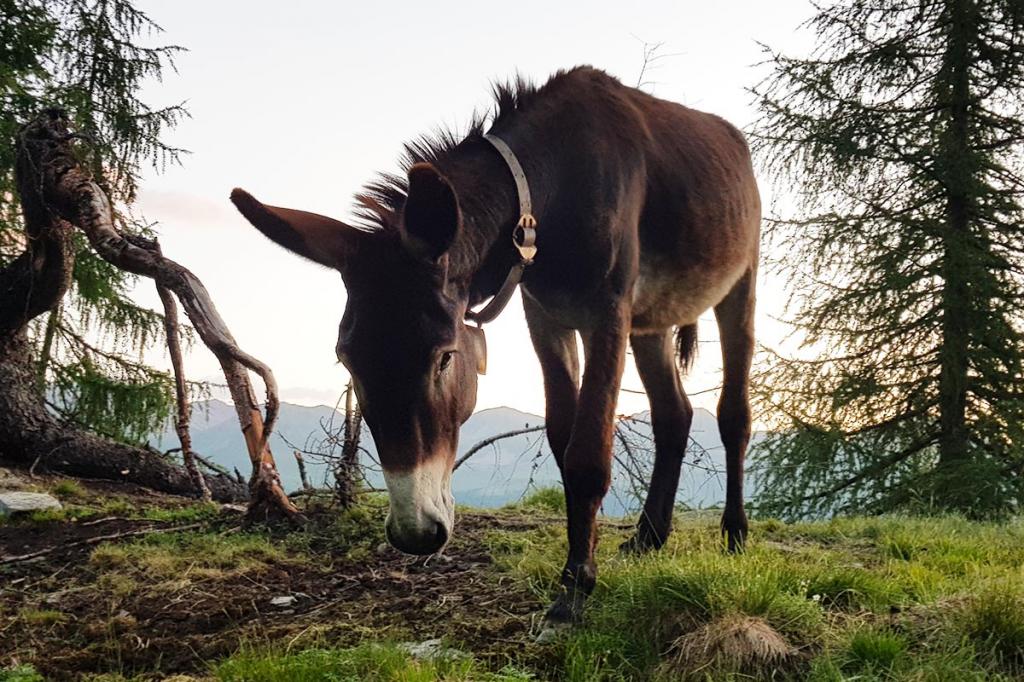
282 502 387 559
50 479 86 500
485 514 1024 681
511 486 567 514
0 666 44 682
85 529 302 603
1 489 220 526
5 486 1023 681
959 582 1024 668
19 499 221 525
214 642 534 682
17 609 67 626
90 529 293 577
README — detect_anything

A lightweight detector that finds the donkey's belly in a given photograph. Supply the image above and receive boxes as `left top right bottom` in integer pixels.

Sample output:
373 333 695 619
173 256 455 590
630 256 746 333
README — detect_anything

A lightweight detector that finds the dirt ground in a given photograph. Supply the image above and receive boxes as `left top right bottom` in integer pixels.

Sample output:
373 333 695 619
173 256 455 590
0 476 551 680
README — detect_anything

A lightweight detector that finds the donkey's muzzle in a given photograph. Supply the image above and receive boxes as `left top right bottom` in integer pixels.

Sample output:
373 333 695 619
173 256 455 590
381 457 454 556
385 515 450 555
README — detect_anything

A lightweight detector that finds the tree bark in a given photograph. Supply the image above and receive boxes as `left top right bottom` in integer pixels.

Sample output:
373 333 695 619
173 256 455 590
937 0 973 476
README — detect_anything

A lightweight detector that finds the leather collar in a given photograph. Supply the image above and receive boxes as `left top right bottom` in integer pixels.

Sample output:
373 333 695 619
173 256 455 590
464 133 538 326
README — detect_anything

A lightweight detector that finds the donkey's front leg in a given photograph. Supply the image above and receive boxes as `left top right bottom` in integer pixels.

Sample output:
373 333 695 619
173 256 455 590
545 303 630 627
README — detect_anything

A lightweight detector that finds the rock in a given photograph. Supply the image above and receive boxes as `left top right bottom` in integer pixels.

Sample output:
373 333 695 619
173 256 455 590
0 468 27 490
398 639 469 661
0 492 62 516
535 621 572 644
270 596 296 607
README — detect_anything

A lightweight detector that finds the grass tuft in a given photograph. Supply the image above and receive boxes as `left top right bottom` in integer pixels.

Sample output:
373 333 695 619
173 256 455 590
17 609 67 626
0 665 45 682
958 583 1024 669
659 615 795 680
844 627 907 671
512 486 566 514
50 479 86 500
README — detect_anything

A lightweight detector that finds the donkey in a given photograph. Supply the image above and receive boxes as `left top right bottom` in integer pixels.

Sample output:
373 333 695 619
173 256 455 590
231 67 760 627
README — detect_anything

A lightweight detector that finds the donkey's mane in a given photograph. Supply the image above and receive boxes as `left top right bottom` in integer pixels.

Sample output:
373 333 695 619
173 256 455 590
352 73 543 231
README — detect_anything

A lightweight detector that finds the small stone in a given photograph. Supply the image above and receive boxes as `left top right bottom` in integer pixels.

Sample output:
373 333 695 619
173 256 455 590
398 639 469 661
270 595 296 607
0 468 27 490
535 621 572 644
0 492 62 515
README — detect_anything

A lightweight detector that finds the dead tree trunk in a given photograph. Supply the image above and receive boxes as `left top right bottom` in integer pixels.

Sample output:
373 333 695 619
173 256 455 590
0 111 245 501
294 450 312 490
0 326 246 500
0 110 297 516
335 381 363 508
32 112 300 523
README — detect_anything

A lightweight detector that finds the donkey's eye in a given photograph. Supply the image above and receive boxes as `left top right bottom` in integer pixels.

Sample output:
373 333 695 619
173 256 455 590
438 350 455 373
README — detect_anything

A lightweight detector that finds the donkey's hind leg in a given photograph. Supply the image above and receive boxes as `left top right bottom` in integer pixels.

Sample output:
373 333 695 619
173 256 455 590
714 268 756 552
620 330 693 554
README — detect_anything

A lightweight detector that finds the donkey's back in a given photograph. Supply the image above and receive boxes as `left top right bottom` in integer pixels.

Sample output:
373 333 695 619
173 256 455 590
514 67 760 333
626 78 761 333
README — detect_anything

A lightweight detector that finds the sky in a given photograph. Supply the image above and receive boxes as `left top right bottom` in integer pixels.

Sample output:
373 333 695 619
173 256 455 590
129 0 817 416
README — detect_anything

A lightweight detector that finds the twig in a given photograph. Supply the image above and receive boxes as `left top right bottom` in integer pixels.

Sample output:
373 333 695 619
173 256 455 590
294 450 311 491
156 252 211 502
453 426 547 471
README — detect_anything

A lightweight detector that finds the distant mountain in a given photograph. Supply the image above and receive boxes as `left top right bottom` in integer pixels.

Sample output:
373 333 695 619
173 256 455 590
151 399 759 516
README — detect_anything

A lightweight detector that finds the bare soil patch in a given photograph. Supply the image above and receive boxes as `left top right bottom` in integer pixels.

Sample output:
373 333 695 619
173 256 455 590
0 479 548 680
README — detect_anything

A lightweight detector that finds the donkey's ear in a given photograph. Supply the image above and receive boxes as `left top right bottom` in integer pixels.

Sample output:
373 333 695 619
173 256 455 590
231 188 360 269
401 163 459 261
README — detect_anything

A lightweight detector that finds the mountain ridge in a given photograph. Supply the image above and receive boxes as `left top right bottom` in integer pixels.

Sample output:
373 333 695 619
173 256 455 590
152 399 745 516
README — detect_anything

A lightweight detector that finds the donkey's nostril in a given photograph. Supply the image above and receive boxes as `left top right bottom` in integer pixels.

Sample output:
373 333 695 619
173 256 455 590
434 520 449 548
385 516 450 555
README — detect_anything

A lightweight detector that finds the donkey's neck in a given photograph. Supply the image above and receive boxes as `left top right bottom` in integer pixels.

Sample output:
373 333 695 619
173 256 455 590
441 137 529 307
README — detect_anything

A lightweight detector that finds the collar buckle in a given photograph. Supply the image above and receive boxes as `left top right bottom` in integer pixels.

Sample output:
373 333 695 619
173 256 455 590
514 214 537 264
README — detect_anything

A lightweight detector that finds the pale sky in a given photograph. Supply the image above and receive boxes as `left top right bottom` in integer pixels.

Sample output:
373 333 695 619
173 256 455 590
129 0 816 416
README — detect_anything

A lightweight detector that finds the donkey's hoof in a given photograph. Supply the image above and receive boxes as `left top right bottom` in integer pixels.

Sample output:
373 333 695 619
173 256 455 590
618 535 655 556
543 589 585 629
535 620 572 644
721 509 749 554
619 527 666 556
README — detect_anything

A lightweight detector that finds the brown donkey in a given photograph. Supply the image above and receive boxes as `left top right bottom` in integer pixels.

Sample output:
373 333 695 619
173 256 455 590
232 67 760 627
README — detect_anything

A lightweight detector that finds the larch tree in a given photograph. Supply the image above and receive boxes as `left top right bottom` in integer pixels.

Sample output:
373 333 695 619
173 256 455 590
750 0 1024 518
1 0 188 444
0 0 280 506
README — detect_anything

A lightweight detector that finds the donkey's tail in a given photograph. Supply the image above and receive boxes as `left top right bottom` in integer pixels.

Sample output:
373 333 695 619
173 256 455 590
675 323 698 375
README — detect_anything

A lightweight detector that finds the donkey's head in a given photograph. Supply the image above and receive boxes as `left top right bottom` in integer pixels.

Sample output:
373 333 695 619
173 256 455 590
232 163 484 555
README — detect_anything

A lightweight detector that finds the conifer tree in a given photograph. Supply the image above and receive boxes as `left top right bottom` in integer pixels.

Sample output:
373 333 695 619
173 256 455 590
1 0 189 444
751 0 1024 518
0 0 246 501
